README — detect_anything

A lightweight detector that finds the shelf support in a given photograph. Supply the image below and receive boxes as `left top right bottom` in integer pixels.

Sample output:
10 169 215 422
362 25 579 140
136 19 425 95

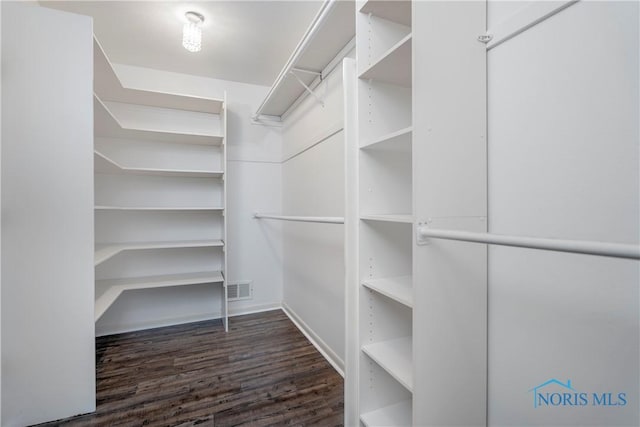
289 69 325 108
291 67 323 78
252 0 338 119
250 114 284 127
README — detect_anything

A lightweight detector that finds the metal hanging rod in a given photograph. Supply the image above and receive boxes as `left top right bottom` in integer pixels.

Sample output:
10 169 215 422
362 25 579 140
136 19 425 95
416 227 640 260
254 213 344 224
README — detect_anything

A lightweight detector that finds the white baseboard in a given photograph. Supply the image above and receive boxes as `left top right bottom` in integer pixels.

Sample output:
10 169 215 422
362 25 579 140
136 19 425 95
96 302 282 337
96 301 346 381
281 302 345 377
95 311 223 337
229 302 281 317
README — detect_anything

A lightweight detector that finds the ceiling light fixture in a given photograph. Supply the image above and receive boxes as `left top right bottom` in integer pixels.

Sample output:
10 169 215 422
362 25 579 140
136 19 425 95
183 11 204 53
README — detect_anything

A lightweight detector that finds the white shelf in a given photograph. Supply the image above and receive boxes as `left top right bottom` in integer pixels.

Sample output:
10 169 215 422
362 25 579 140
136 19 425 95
359 0 411 27
95 206 224 212
360 400 412 427
93 35 229 332
362 276 413 308
95 95 224 146
361 214 413 224
95 271 224 321
361 126 412 152
255 1 355 118
94 38 223 114
94 151 223 178
354 4 414 424
95 239 224 266
362 337 413 392
359 34 412 87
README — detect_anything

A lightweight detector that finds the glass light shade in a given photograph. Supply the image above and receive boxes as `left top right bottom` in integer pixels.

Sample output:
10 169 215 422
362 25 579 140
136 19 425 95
182 22 202 52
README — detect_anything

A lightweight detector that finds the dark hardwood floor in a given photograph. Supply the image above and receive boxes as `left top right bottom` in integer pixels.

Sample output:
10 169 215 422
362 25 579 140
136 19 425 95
36 310 344 427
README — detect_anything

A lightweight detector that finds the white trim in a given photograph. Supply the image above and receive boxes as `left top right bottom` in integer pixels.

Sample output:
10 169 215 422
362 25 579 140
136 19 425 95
95 303 346 380
281 120 344 163
96 302 281 336
228 302 282 317
342 57 360 427
96 311 224 337
486 0 579 50
282 302 345 377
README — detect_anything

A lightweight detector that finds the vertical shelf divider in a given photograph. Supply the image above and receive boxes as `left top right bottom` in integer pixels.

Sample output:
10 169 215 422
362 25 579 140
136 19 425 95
221 91 229 332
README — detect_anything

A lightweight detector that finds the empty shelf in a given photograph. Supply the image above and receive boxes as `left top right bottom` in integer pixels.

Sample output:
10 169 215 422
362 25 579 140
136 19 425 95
359 0 411 26
95 96 224 146
95 206 224 212
359 34 412 87
361 214 413 224
95 271 224 321
95 239 224 266
362 276 412 308
94 38 223 114
94 151 223 178
255 1 355 118
362 337 413 392
361 127 412 151
361 400 412 427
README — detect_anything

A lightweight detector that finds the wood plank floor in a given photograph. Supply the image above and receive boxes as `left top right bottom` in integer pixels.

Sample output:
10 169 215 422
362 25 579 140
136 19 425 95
35 310 344 427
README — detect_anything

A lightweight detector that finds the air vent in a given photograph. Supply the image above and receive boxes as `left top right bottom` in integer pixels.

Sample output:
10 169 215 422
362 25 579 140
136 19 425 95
228 281 252 301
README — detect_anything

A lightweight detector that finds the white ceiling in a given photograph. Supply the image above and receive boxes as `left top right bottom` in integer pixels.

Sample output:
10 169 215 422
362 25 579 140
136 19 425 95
42 1 324 87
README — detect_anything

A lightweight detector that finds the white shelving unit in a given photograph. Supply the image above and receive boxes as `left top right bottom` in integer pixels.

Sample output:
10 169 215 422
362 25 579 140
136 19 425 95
358 0 411 26
94 151 223 178
93 37 229 332
348 2 488 425
361 276 412 308
360 400 412 427
353 0 414 424
360 214 413 224
95 240 224 266
94 38 223 114
358 33 412 87
362 336 413 391
95 206 224 211
95 95 223 145
360 126 412 151
95 271 224 321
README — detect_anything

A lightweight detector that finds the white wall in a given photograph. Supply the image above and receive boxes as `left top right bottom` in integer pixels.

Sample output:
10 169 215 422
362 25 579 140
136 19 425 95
1 3 95 425
487 1 639 425
281 63 346 373
96 64 283 335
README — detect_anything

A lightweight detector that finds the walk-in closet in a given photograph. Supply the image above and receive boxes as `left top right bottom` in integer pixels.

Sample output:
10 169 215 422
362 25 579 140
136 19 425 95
1 1 638 426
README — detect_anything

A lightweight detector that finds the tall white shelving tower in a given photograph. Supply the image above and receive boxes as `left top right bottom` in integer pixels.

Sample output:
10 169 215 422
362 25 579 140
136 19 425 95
92 39 229 332
355 0 413 424
347 1 487 425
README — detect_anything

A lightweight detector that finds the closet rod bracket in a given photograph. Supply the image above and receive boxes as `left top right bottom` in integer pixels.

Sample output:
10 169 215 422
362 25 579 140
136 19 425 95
289 70 325 107
416 220 433 246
